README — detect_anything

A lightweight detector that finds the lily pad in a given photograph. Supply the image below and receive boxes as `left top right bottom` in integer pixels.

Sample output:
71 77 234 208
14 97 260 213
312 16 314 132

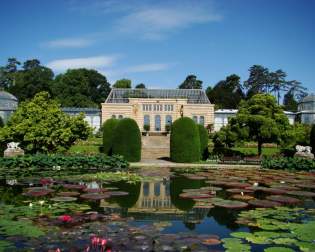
222 238 251 252
266 195 300 205
226 188 254 193
50 196 77 202
231 194 255 201
201 238 221 245
248 199 282 208
179 192 212 199
80 193 110 200
286 191 315 197
264 247 295 252
57 191 80 197
108 191 129 196
63 184 86 190
23 187 54 197
213 199 248 209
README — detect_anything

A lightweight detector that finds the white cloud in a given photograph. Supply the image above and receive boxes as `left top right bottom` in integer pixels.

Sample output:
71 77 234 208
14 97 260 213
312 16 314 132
47 55 117 72
68 0 222 40
115 1 222 39
43 37 95 48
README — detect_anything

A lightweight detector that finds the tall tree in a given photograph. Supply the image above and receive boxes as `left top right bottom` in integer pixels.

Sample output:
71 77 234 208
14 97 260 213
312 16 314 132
179 75 202 89
206 74 244 109
51 68 111 107
244 65 270 98
113 79 132 88
8 59 54 101
269 69 288 104
283 90 298 112
0 58 21 89
135 83 146 89
216 94 291 155
286 80 307 101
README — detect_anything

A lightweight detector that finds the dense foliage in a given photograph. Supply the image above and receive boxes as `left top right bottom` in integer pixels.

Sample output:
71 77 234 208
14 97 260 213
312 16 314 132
51 68 111 107
206 74 244 109
170 117 200 163
112 79 131 88
198 124 209 160
213 94 292 155
311 124 315 154
262 156 315 171
10 60 54 102
178 75 202 89
112 118 141 162
102 118 119 155
0 154 129 178
0 92 91 153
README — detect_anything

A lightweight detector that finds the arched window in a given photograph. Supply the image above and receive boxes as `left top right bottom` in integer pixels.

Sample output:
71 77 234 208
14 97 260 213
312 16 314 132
199 116 205 126
155 115 161 131
118 115 123 119
112 115 116 119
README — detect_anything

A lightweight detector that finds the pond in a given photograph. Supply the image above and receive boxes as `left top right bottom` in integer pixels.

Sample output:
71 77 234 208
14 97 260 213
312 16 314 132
0 168 315 251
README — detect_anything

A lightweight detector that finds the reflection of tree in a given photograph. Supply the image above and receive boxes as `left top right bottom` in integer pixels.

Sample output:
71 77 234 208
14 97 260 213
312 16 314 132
208 207 240 230
184 221 196 230
106 181 141 208
170 176 205 211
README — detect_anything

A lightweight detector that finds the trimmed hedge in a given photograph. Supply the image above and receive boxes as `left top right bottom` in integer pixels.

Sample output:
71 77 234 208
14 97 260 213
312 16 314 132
198 124 209 160
261 156 315 171
311 124 315 154
112 118 141 162
170 117 200 163
0 154 129 178
102 118 119 155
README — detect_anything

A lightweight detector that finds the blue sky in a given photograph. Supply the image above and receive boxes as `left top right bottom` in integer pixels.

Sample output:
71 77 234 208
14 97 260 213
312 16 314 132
0 0 314 92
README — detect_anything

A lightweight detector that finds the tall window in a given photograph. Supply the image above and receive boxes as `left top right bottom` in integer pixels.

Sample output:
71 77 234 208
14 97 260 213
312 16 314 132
144 115 150 127
193 116 198 123
199 116 205 126
155 115 161 131
118 115 123 119
165 115 172 125
112 115 116 119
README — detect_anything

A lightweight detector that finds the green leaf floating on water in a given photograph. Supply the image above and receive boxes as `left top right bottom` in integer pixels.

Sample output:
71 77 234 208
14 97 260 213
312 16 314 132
288 221 315 242
296 241 315 252
264 247 295 252
272 238 297 245
0 219 44 238
0 240 15 251
222 238 251 252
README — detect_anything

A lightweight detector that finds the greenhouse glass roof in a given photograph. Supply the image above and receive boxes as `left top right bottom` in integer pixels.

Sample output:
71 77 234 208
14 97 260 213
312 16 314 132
0 91 18 110
105 89 211 104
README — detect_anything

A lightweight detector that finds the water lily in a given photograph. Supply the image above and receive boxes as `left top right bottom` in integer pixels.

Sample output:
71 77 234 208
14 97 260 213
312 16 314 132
29 202 33 208
58 215 73 223
39 200 45 205
253 182 259 186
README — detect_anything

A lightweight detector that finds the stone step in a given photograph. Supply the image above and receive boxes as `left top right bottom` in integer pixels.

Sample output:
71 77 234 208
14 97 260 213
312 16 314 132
141 136 170 160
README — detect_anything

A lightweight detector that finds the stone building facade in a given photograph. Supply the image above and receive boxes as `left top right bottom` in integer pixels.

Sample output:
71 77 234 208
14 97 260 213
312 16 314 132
101 89 214 132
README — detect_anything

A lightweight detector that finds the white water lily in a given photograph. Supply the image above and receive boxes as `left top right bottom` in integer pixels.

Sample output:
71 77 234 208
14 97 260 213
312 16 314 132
241 192 244 196
29 203 33 208
253 182 259 186
39 200 45 205
280 181 285 184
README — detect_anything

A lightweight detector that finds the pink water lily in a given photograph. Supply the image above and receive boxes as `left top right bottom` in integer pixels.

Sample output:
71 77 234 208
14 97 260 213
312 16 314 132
58 215 72 223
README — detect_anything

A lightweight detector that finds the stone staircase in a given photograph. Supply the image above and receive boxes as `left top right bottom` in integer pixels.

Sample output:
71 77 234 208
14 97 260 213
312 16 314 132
141 135 170 160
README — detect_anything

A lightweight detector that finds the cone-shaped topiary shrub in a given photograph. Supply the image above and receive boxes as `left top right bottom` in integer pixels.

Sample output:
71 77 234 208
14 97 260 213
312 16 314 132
310 124 315 154
112 118 141 162
170 117 200 163
198 124 209 160
102 118 119 155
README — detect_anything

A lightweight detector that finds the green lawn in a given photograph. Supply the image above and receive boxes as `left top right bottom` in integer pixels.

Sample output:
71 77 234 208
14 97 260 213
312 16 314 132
232 146 280 156
68 136 102 155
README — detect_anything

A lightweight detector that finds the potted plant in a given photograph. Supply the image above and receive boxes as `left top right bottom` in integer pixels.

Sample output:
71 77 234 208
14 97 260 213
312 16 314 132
144 124 150 136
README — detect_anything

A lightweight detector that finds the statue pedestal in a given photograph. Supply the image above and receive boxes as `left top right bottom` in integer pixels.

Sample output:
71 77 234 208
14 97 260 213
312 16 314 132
294 152 314 160
4 148 25 157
